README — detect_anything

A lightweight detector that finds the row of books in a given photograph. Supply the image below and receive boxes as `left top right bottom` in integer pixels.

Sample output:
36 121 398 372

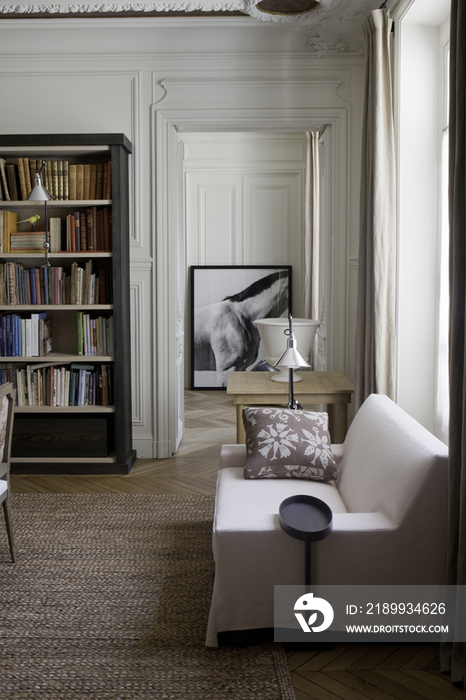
0 261 113 306
0 207 112 254
0 310 113 358
62 208 112 252
0 210 19 254
0 362 114 406
0 158 112 202
78 313 114 357
0 312 51 358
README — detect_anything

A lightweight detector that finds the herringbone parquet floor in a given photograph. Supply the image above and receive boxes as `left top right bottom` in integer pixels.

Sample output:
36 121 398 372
11 390 463 700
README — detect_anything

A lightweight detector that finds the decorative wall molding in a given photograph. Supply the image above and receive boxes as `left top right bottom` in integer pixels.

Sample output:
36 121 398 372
130 281 144 426
159 78 347 110
130 259 153 270
300 8 372 56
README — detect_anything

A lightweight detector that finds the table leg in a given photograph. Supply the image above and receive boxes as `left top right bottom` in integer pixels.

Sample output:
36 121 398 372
327 407 335 443
305 540 311 588
337 403 348 443
328 403 348 444
236 404 245 444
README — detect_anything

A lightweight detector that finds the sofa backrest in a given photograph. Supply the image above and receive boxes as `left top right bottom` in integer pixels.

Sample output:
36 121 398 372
337 394 448 526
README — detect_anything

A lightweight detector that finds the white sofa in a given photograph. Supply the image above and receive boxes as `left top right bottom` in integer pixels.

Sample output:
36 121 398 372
206 394 448 647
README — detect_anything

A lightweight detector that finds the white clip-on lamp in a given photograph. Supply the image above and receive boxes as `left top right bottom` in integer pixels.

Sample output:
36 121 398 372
274 314 311 409
26 160 53 266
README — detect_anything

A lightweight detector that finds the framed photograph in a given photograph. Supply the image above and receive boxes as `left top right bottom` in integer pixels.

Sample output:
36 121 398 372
190 265 292 389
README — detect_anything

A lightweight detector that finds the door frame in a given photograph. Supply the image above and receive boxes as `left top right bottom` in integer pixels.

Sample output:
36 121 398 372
153 81 350 458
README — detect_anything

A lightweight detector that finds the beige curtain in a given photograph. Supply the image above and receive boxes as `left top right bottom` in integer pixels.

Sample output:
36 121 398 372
304 131 320 368
354 9 396 410
440 0 466 687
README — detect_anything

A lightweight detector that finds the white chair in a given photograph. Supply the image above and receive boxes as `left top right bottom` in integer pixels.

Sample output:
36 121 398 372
206 394 448 646
0 383 16 563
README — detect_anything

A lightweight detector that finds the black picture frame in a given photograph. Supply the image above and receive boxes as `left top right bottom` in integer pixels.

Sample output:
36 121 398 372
190 265 292 389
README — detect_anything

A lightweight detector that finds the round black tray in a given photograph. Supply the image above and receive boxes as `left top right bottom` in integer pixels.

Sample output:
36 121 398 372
279 494 333 542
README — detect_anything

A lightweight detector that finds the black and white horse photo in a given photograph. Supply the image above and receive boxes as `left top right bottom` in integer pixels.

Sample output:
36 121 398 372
191 267 291 388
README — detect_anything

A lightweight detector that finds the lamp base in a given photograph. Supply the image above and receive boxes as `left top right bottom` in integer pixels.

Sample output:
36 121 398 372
271 371 302 383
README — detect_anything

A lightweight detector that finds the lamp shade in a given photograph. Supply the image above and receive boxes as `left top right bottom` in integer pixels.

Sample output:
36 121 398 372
273 313 312 370
274 344 311 370
27 171 53 202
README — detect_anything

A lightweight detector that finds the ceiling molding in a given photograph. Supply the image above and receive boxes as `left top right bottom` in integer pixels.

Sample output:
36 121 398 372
0 0 380 29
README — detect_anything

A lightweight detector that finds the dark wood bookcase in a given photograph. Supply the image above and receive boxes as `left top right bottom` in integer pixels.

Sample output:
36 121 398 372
0 134 136 474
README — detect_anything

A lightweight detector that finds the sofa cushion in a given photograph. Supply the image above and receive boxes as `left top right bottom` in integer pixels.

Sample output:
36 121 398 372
214 466 348 532
242 407 339 481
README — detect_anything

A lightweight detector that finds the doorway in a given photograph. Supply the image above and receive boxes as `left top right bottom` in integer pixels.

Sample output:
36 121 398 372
154 99 348 458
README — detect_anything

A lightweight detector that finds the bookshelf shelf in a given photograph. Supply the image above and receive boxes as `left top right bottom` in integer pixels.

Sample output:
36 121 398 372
0 305 113 311
6 200 112 207
15 405 115 413
0 134 135 475
0 354 113 362
1 253 112 260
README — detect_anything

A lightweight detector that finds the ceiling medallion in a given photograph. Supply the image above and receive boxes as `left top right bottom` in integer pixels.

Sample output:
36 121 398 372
256 0 319 15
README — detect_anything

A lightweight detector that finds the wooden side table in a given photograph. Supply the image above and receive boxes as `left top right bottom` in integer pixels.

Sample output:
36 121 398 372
226 370 354 444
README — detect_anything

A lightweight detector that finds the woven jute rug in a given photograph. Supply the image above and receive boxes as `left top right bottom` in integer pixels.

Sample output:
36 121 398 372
1 493 296 700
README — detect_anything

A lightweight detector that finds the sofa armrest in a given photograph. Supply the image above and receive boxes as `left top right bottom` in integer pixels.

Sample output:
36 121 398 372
220 444 247 469
332 511 395 532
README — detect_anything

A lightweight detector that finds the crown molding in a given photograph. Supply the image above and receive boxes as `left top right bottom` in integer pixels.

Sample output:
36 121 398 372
0 0 379 29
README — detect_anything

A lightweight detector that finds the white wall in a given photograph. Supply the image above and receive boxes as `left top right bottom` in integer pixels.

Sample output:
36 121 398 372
0 17 365 457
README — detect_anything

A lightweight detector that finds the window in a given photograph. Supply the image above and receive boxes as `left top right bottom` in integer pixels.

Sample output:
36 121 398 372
436 40 449 438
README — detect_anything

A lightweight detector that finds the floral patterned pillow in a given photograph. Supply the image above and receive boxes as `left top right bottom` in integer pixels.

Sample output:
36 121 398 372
242 407 339 481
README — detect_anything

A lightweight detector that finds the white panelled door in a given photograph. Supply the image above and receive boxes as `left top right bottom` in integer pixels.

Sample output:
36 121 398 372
185 173 243 265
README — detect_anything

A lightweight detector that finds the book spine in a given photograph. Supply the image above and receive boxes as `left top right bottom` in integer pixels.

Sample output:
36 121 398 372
7 262 15 305
63 161 69 200
6 163 18 201
0 158 10 201
57 160 64 201
52 161 59 200
83 164 91 201
90 164 97 200
80 212 87 251
41 266 48 305
77 311 83 356
69 164 77 200
76 164 84 200
31 313 39 357
96 163 104 199
21 318 25 357
25 318 32 357
17 158 27 200
74 212 81 252
23 158 31 197
86 208 94 251
46 161 53 196
34 268 41 306
64 369 70 407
